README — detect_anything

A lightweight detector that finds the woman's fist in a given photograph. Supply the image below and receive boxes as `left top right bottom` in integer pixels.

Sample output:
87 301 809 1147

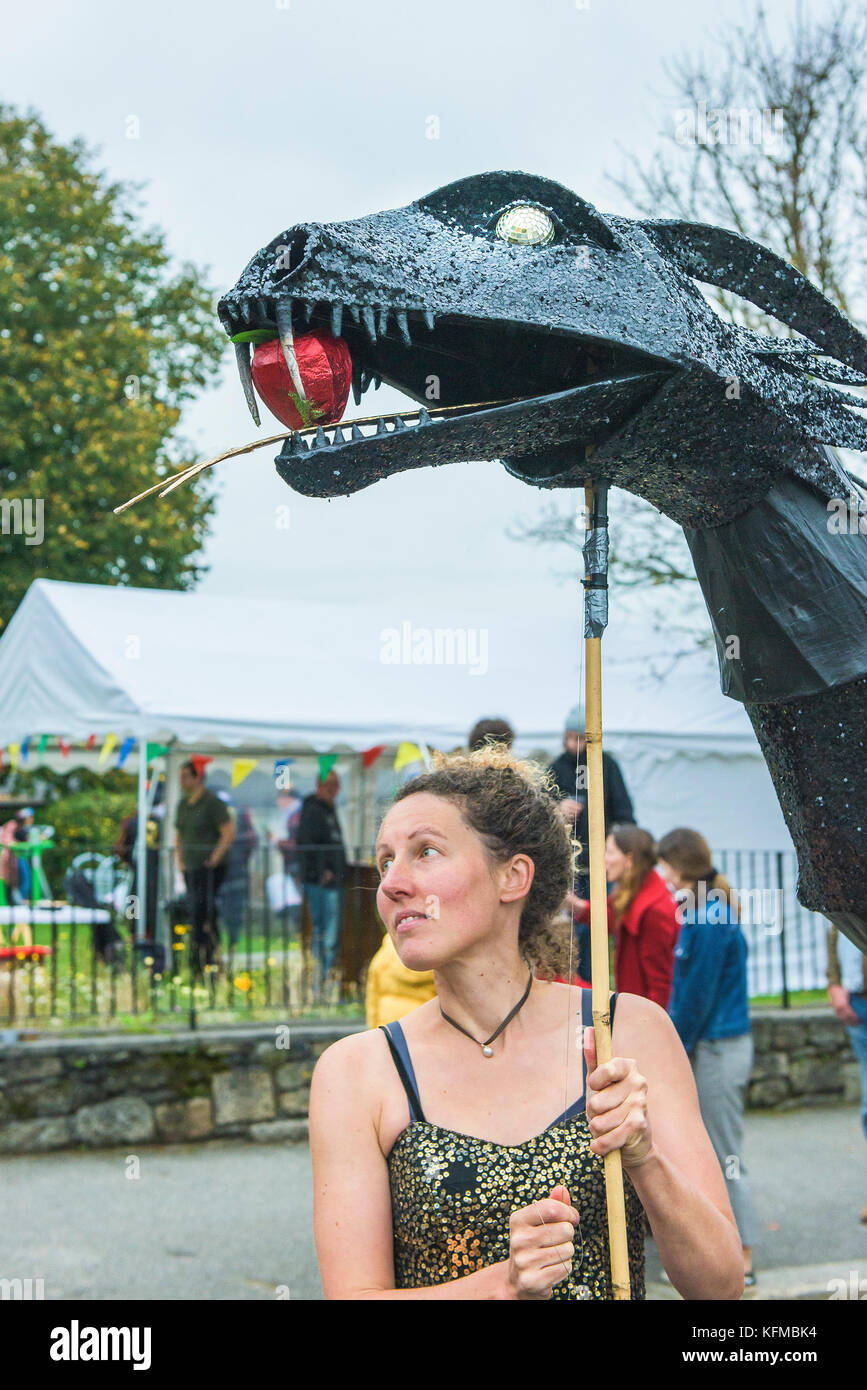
583 1025 654 1169
507 1185 580 1299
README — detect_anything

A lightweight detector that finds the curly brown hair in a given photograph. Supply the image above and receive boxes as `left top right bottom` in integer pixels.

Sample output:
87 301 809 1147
392 744 576 975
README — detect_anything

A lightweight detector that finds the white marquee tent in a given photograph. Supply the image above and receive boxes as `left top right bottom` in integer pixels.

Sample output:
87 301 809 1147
0 576 794 874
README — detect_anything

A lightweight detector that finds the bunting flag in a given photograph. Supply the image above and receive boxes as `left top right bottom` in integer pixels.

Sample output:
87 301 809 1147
394 741 425 773
190 754 213 778
98 733 117 765
117 735 135 768
231 758 258 789
59 739 70 758
318 753 339 780
362 744 385 770
86 734 96 750
8 743 20 773
146 742 169 764
20 736 30 764
37 734 49 756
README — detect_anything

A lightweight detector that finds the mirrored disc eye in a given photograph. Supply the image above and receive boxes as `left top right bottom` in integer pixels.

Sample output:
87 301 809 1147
495 205 556 246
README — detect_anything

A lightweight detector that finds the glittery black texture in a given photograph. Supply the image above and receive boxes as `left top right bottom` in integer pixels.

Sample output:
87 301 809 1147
219 171 867 950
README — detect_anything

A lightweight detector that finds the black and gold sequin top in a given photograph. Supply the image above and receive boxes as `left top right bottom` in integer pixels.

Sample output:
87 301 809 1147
380 989 646 1300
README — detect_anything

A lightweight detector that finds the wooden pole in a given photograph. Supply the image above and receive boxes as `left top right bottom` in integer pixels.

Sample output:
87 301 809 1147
584 479 631 1301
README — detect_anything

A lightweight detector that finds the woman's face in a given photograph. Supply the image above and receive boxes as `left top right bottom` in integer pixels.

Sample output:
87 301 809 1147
657 857 687 892
375 792 530 971
604 834 632 883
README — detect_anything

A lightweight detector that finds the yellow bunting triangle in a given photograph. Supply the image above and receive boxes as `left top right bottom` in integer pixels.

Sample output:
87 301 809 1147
98 733 118 765
231 758 258 789
394 741 424 773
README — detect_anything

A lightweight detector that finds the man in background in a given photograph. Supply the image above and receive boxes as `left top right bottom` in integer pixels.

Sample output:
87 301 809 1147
548 702 635 835
297 769 347 994
175 760 235 973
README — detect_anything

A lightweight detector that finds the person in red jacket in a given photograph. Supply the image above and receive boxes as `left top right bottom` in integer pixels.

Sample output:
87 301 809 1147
571 825 680 1008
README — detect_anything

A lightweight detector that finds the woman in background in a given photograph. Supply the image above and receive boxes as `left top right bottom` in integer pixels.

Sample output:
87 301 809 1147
656 827 756 1286
571 825 680 1009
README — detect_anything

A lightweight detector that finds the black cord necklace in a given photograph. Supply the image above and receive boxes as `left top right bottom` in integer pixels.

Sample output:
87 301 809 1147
439 970 534 1057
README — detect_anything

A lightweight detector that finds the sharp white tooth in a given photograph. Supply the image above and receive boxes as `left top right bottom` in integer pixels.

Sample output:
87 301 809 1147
418 407 431 426
275 301 307 400
423 309 435 330
376 306 389 337
375 417 388 435
352 376 362 407
373 374 381 390
331 302 343 336
315 426 327 448
361 307 377 343
351 423 364 440
333 425 346 443
233 342 260 427
394 415 409 431
396 310 411 345
348 305 360 324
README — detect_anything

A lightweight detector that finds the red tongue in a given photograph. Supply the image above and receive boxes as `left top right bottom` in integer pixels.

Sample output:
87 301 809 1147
251 330 352 430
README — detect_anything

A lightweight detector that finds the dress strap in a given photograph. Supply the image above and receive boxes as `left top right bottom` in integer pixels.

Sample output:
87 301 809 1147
379 1021 426 1124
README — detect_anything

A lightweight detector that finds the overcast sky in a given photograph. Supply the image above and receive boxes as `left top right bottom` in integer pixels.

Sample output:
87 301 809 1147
3 0 802 645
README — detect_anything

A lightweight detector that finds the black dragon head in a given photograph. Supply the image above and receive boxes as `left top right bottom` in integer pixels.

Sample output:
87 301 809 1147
208 171 867 950
218 170 867 528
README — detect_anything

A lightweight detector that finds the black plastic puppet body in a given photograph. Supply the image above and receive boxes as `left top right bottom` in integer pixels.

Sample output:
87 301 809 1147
218 173 867 952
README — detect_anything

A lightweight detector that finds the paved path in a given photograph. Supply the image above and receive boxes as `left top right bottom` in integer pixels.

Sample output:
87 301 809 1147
1 1105 864 1300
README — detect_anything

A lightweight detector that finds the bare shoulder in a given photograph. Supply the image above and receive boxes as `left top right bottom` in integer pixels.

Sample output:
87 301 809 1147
310 1028 397 1124
612 991 684 1059
613 989 672 1032
311 1026 391 1091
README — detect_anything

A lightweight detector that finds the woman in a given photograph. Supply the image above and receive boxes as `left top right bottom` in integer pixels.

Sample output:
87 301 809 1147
310 747 742 1300
571 825 680 1009
656 827 756 1287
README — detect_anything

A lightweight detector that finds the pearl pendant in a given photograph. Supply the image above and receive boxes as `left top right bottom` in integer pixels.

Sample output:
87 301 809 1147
482 1044 493 1057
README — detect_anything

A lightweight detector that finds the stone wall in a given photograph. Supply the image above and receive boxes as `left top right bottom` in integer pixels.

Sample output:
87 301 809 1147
0 1023 363 1155
748 1009 862 1110
0 1010 860 1154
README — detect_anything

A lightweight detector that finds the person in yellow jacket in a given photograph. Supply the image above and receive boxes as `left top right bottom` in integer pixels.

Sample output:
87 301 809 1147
365 931 437 1027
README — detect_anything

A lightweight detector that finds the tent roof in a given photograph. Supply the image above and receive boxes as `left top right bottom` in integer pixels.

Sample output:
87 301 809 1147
0 578 760 753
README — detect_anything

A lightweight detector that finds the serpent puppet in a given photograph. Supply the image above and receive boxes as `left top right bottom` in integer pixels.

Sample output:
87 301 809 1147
173 171 867 952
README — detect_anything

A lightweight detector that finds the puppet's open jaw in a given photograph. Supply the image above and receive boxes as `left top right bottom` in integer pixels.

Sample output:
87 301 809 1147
221 294 677 497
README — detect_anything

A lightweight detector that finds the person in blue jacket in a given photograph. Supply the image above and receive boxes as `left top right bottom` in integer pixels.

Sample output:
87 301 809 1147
656 827 757 1287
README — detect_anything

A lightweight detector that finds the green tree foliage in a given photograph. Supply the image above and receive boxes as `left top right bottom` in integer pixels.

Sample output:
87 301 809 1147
0 104 227 630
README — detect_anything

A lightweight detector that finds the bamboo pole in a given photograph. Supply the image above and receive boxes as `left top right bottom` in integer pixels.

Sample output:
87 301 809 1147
584 479 631 1301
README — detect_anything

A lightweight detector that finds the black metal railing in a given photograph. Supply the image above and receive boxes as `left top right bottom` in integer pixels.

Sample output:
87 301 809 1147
715 848 831 1005
0 843 382 1030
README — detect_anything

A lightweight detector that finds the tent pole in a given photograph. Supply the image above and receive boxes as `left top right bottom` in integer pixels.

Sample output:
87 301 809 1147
136 737 148 943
